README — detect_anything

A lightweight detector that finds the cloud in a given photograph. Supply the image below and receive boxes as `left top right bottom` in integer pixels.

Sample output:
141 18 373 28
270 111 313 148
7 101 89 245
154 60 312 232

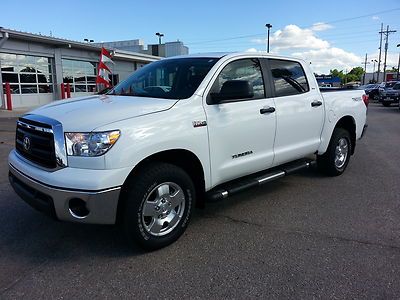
252 25 330 51
247 23 372 73
372 16 380 21
310 22 333 31
292 47 361 73
245 48 258 52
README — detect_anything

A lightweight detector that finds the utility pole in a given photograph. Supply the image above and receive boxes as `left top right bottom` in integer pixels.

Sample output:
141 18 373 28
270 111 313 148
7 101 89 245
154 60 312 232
362 53 368 85
380 25 396 82
377 23 383 83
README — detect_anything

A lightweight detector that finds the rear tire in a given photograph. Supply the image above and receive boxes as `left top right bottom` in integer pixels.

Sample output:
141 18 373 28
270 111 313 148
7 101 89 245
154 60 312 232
317 128 351 176
122 163 195 250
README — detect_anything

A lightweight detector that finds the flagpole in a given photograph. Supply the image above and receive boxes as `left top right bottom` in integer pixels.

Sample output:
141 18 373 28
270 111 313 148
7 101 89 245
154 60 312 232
96 47 114 93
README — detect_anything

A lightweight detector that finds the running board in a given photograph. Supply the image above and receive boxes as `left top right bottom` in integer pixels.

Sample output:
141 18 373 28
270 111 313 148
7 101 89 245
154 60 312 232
207 160 316 202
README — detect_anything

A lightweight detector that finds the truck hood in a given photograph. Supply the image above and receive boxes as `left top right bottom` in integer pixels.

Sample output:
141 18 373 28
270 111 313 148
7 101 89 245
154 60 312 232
28 95 178 131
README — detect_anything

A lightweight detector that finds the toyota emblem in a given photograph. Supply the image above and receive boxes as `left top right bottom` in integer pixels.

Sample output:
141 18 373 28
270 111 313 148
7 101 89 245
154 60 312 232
23 136 31 152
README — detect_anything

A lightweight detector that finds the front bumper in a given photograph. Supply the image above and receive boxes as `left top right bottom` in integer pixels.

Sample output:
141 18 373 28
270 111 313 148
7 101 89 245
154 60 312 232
380 95 400 103
8 150 130 224
9 164 121 224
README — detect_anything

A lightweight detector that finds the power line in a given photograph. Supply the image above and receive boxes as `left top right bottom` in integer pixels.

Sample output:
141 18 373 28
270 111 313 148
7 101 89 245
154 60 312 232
322 8 400 25
186 33 265 45
185 7 400 45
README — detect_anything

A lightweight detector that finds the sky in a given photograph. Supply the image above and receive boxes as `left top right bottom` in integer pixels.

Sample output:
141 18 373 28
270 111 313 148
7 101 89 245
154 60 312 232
1 0 400 74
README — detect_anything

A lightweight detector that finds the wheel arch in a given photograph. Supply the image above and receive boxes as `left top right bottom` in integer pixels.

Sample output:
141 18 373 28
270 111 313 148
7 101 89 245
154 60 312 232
334 116 356 155
117 149 206 222
318 115 357 156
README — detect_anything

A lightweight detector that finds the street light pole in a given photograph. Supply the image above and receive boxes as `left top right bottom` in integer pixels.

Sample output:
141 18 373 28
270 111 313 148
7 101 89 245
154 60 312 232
371 59 378 83
155 32 164 45
265 23 272 53
397 44 400 80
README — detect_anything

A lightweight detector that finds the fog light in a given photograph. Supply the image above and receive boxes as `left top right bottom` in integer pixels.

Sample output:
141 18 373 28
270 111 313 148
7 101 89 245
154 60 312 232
68 198 89 219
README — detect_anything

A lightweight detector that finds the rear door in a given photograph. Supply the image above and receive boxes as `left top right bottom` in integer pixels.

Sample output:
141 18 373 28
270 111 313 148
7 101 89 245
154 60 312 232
266 59 324 166
204 57 277 187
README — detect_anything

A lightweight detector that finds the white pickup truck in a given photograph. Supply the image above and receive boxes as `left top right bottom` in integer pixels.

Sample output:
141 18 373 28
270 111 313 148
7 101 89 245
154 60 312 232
9 52 368 249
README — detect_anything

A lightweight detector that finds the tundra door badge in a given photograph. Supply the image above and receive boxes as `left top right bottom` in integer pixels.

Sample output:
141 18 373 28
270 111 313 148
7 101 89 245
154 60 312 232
192 120 207 128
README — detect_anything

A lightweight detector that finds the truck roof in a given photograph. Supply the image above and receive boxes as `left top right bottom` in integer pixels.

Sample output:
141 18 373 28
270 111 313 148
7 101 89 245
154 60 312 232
163 52 307 63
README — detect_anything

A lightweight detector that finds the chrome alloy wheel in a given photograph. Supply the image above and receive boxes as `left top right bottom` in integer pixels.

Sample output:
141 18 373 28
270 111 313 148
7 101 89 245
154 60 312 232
141 182 186 237
334 137 349 169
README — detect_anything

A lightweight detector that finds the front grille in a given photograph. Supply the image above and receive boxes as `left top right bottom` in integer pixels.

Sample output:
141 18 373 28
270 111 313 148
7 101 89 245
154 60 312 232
16 118 57 168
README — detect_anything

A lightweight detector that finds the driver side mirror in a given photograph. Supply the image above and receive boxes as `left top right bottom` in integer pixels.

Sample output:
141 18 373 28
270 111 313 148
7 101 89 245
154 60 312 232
210 80 254 104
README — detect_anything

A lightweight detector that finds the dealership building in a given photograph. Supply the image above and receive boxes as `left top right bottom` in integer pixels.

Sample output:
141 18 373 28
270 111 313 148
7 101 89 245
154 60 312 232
0 27 163 110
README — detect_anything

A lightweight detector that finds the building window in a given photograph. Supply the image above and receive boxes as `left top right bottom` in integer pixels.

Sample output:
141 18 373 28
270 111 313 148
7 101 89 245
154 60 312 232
0 53 53 94
62 59 97 93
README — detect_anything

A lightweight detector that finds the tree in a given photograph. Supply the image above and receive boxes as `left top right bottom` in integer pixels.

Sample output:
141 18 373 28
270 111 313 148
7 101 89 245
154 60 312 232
348 67 364 77
329 69 344 80
330 67 365 84
386 67 398 73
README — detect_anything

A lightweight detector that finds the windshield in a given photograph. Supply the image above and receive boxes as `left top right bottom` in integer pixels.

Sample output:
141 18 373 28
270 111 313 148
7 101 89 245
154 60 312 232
109 57 219 99
385 82 397 88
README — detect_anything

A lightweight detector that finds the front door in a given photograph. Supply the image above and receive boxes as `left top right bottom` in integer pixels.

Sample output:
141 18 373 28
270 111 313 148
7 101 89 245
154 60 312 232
204 58 277 187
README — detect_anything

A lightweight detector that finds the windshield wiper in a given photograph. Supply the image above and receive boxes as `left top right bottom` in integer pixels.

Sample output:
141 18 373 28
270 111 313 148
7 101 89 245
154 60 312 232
117 93 149 97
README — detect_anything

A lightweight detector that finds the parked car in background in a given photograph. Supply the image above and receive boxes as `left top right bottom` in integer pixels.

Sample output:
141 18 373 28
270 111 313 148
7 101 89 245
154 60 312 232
344 82 360 89
358 84 380 100
379 81 400 107
320 84 332 88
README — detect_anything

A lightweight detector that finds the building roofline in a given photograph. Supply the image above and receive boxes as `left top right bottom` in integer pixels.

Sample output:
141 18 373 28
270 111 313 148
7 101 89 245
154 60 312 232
0 27 102 51
0 27 160 62
112 49 161 62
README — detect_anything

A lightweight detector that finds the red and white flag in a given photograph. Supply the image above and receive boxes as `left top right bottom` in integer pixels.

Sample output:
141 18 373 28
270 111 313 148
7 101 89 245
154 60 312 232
96 47 114 87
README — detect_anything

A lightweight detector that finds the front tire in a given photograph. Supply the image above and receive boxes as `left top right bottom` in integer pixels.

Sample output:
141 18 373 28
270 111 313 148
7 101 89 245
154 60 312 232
122 163 195 250
317 128 351 176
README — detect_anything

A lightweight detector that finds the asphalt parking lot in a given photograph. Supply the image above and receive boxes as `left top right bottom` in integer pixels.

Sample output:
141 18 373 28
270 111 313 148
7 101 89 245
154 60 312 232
0 103 399 299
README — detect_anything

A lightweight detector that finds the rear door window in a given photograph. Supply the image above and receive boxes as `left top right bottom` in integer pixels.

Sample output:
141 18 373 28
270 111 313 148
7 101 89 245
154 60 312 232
269 59 309 97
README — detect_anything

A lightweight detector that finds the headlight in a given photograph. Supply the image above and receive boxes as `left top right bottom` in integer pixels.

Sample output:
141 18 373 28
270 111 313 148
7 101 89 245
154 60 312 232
65 130 120 156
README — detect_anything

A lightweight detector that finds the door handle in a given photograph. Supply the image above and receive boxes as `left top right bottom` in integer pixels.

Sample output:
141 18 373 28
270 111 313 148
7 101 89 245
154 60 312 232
311 100 323 107
260 107 276 114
